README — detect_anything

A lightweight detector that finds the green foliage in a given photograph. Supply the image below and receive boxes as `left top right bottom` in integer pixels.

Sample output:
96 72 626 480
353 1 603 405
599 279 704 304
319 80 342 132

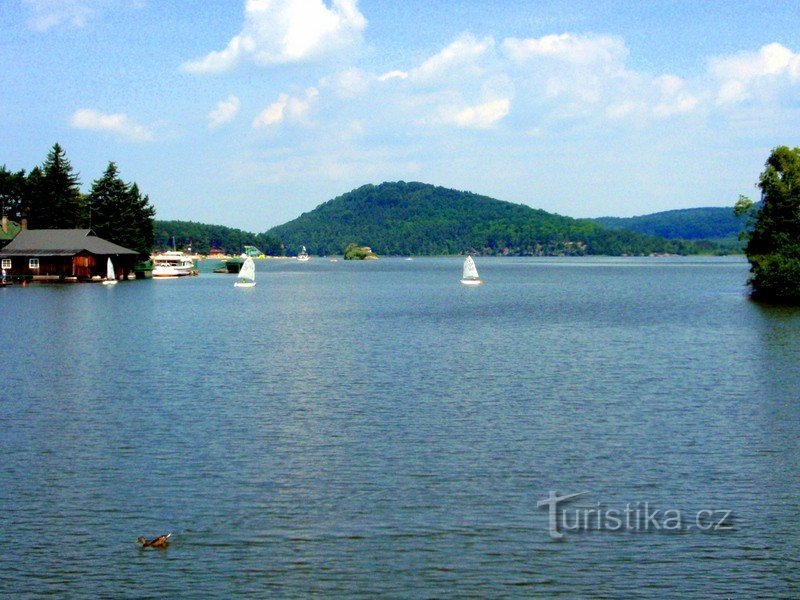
595 206 748 240
3 145 156 255
28 143 87 229
748 254 800 301
343 243 377 260
742 146 800 302
268 181 705 256
89 163 156 256
594 204 751 254
0 166 28 221
154 220 283 256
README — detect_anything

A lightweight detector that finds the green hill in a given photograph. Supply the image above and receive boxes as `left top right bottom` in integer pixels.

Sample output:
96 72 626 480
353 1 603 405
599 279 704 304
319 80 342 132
594 206 749 244
267 181 707 256
154 220 282 255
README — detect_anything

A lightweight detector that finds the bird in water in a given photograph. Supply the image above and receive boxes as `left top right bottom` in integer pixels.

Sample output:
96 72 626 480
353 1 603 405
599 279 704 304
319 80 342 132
137 533 171 548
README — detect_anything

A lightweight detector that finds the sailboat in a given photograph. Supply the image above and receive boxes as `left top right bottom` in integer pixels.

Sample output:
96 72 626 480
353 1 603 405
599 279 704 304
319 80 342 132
234 256 256 287
102 257 118 285
460 255 483 285
297 246 309 262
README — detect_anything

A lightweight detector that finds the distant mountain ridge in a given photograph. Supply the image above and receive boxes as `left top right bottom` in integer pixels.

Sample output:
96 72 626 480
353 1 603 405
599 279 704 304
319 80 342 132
267 181 708 256
594 205 749 241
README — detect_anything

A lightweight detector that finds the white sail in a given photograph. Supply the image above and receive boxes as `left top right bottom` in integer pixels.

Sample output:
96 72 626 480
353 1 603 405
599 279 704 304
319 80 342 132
462 255 479 280
106 258 116 281
238 256 256 281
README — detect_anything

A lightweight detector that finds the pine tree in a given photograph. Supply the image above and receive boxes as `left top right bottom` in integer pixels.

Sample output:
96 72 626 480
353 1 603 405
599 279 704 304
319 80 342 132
0 165 27 221
30 143 87 229
89 162 155 256
126 182 156 256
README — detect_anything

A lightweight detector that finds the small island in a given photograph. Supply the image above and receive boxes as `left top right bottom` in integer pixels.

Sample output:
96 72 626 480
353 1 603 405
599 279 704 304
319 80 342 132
343 243 378 260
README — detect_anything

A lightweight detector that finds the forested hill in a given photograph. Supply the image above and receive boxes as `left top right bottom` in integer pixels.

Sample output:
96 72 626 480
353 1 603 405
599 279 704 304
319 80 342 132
153 220 282 255
594 206 749 241
267 181 707 256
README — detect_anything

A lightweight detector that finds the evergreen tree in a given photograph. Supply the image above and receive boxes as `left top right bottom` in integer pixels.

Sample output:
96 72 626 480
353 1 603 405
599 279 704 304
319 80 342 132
737 146 800 302
89 162 128 243
0 165 27 221
30 143 87 229
126 182 156 256
89 162 155 256
24 166 44 226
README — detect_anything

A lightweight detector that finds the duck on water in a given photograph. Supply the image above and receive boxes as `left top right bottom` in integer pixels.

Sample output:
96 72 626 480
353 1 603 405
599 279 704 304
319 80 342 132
137 533 171 548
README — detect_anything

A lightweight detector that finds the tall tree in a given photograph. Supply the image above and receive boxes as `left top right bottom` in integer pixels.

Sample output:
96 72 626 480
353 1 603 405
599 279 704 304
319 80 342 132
0 165 27 221
125 182 156 256
89 162 155 256
30 143 87 229
737 146 800 302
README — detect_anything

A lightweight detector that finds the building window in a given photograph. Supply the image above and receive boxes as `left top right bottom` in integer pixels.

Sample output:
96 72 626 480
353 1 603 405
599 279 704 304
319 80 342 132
1 259 10 269
29 258 39 269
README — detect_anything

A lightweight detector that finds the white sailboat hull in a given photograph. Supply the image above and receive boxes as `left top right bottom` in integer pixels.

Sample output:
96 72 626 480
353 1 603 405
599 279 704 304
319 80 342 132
234 256 256 287
104 257 117 284
460 278 483 285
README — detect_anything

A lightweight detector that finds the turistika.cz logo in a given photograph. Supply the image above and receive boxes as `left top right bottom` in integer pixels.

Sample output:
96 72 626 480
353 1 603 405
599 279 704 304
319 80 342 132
537 491 734 539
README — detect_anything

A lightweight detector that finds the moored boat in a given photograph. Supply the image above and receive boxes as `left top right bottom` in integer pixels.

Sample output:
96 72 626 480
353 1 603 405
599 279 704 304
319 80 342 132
101 257 118 285
152 251 195 277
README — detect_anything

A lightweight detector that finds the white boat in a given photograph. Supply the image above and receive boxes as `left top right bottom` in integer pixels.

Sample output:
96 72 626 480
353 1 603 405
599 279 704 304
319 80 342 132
102 257 118 285
460 255 483 285
297 246 309 262
234 256 256 287
152 251 195 278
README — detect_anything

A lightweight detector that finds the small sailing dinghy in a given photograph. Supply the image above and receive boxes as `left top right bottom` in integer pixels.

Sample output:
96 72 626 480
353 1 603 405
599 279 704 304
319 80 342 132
460 255 483 285
102 257 118 285
234 256 256 287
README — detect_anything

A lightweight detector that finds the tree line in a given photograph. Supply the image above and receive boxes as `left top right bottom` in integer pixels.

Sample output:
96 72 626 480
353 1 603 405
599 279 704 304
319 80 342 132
154 220 283 256
736 146 800 303
0 143 155 256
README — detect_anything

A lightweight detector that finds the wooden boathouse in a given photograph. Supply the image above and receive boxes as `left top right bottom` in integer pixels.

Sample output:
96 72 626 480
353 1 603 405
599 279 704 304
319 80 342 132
0 229 139 282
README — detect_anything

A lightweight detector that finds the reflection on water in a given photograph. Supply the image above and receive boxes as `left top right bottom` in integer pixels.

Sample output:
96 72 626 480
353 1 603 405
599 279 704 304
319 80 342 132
1 257 798 597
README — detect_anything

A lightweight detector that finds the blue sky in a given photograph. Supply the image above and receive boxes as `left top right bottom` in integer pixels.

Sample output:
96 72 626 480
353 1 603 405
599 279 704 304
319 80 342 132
2 1 799 231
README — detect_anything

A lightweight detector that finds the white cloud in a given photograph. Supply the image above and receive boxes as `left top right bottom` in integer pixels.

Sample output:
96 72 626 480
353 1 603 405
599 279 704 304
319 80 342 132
502 33 628 67
410 34 494 84
321 68 371 99
69 108 154 141
452 98 511 129
652 94 699 118
606 101 643 120
656 75 685 96
23 0 142 31
182 0 367 73
24 0 96 30
709 42 800 104
253 88 319 127
207 95 241 128
378 70 408 82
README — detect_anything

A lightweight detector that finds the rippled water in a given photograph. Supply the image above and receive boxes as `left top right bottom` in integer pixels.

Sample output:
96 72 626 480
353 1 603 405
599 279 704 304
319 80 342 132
1 257 798 597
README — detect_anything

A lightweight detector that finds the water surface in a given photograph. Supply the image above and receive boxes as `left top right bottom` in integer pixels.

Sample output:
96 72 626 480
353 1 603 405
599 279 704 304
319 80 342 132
1 257 798 597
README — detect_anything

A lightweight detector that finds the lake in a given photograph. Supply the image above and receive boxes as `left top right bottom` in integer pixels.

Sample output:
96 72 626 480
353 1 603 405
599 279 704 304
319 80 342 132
1 256 798 598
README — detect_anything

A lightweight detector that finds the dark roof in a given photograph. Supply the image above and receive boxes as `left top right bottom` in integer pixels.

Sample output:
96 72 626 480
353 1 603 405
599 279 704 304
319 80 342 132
0 229 139 256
